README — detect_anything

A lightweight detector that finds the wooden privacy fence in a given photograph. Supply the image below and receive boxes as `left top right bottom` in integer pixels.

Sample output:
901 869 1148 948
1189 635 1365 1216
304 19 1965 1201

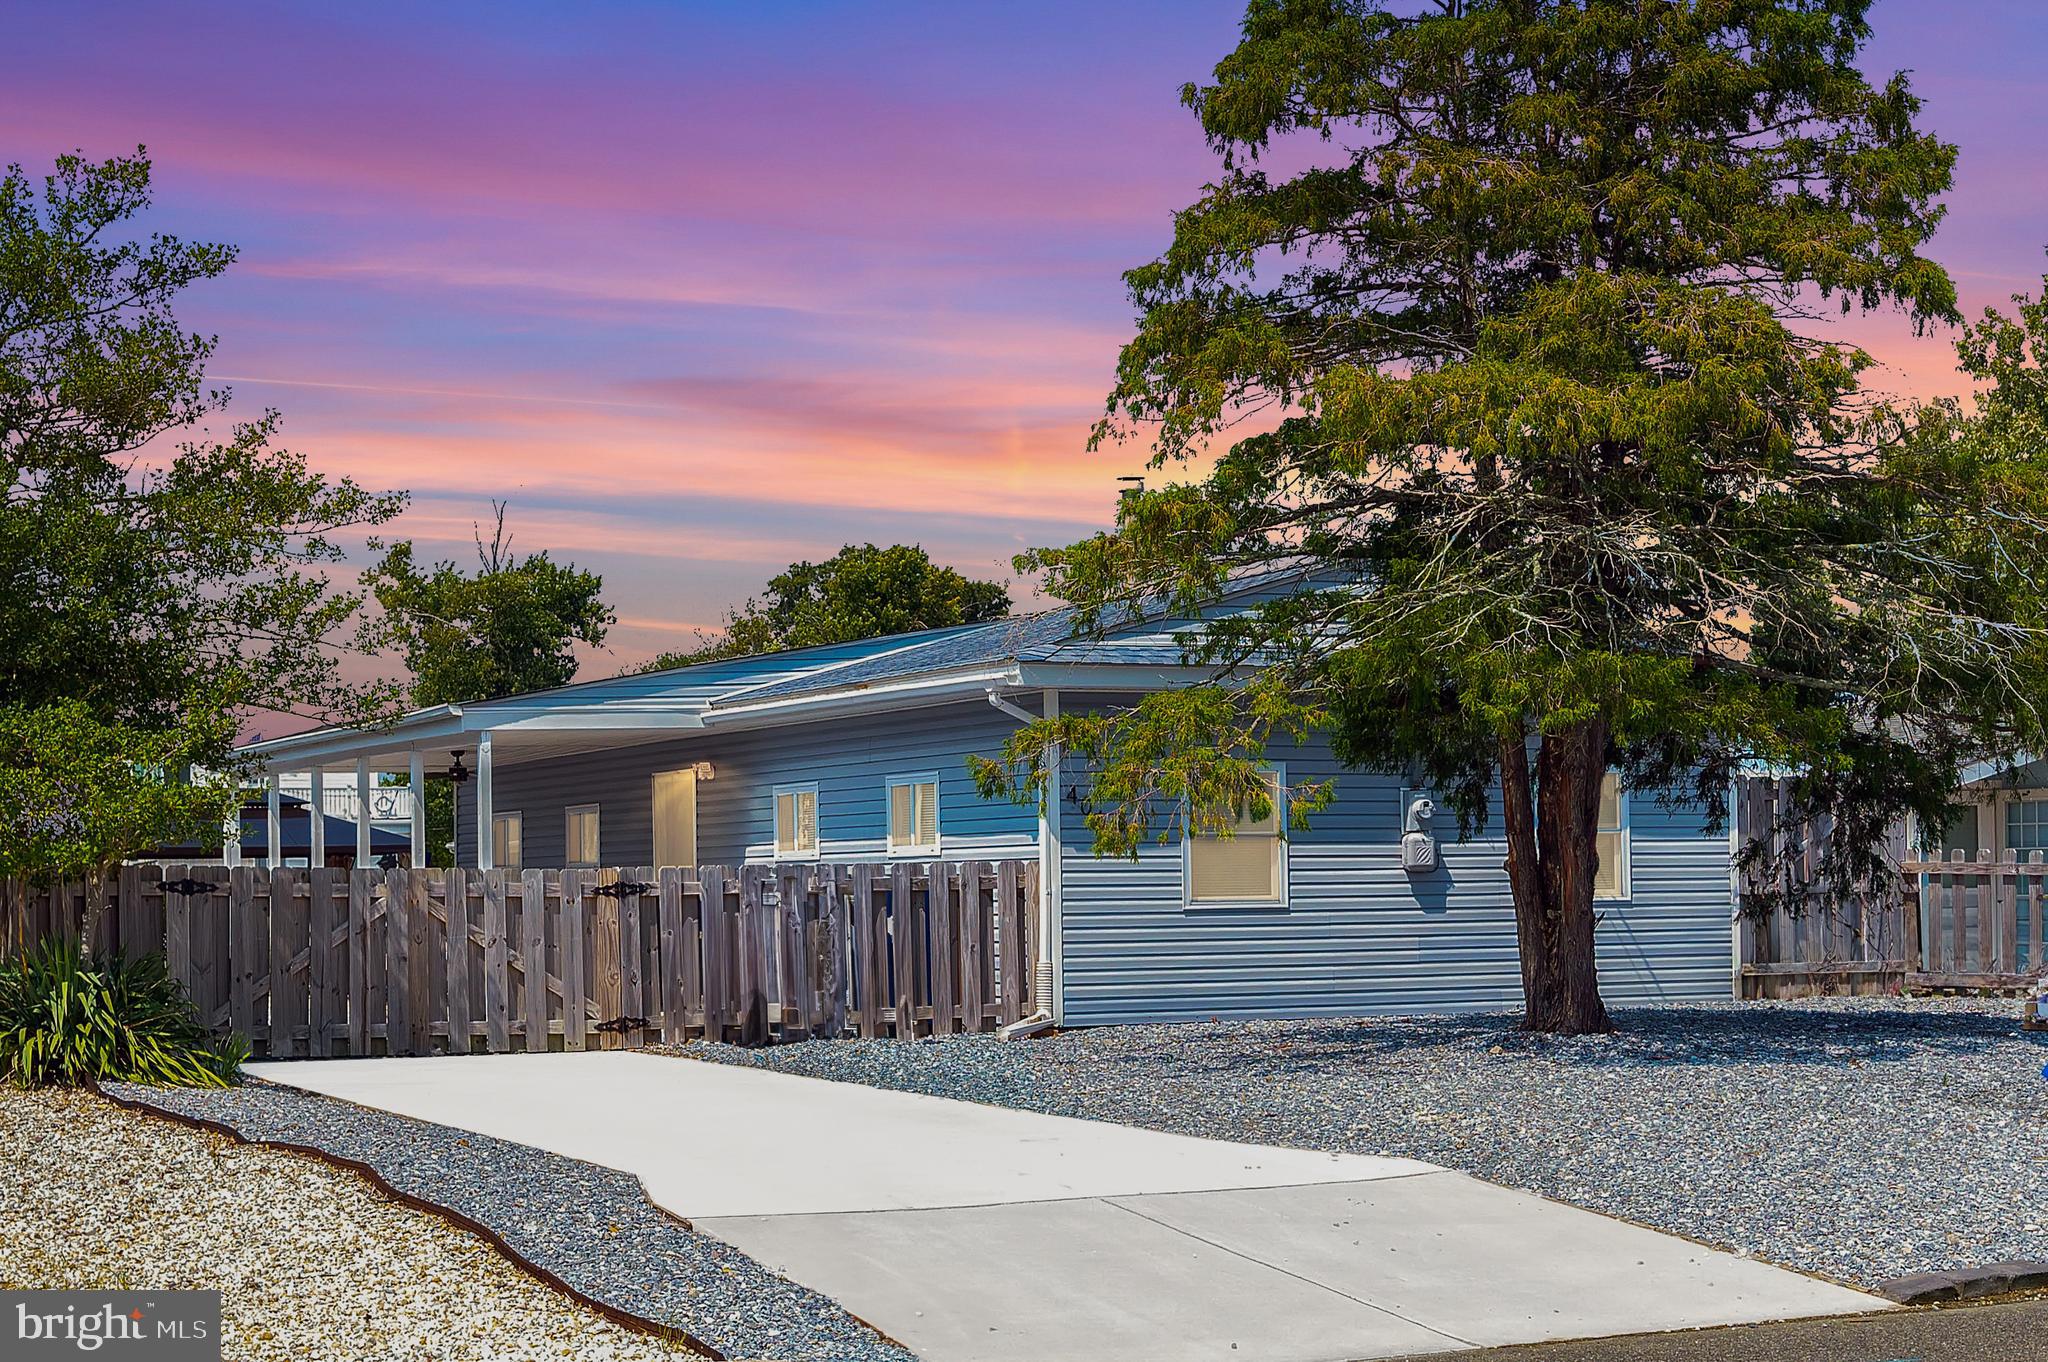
1734 775 1908 997
1903 851 2047 989
1 859 1040 1055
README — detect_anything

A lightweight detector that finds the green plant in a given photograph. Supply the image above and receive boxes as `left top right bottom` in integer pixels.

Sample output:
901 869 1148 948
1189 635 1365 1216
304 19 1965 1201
0 938 246 1088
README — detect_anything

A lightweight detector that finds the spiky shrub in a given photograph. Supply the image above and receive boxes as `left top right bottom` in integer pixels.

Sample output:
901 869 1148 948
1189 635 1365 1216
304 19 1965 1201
0 938 247 1088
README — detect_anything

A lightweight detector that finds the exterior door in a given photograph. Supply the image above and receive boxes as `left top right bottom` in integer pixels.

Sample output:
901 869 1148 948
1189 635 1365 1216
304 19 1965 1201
653 768 698 868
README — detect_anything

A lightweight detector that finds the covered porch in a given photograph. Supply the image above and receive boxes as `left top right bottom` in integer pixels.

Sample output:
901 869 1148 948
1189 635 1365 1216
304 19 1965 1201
237 700 710 872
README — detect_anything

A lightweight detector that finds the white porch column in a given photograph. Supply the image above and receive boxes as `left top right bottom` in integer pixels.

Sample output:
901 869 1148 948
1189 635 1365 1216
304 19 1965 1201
409 749 428 867
308 769 326 867
1040 688 1062 1023
355 759 373 865
264 774 283 869
475 731 495 870
223 794 242 867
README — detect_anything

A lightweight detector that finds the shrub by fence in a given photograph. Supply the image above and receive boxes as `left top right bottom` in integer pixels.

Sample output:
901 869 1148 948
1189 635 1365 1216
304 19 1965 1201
1 860 1040 1054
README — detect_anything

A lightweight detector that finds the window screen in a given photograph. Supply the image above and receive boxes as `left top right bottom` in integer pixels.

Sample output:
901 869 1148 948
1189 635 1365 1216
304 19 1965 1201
1594 773 1629 900
1188 773 1285 904
491 812 523 870
887 777 940 853
565 804 600 867
775 787 818 857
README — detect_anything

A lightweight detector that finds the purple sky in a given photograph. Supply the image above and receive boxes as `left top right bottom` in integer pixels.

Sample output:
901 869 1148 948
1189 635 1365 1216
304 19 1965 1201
5 0 2044 675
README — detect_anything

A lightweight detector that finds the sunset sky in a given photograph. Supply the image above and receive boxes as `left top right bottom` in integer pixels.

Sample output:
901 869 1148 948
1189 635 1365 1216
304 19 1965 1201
6 0 2046 675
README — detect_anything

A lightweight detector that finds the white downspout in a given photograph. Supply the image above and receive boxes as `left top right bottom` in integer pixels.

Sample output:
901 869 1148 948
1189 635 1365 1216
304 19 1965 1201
988 688 1060 1040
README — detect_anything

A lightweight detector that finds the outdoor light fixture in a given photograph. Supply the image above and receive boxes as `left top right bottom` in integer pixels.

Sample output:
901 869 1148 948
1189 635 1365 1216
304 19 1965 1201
447 750 471 784
692 760 716 781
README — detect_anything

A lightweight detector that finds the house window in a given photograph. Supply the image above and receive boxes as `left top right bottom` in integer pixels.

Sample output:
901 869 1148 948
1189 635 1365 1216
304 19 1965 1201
2007 798 2048 853
1594 773 1631 901
886 775 941 855
774 784 818 859
565 803 600 867
492 812 524 870
1187 770 1287 905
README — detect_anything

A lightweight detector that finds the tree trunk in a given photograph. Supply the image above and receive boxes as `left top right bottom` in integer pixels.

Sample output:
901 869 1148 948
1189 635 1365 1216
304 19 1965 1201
1498 719 1614 1034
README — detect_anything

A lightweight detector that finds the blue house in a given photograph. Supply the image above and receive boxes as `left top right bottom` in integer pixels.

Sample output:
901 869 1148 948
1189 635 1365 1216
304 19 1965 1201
236 588 1739 1025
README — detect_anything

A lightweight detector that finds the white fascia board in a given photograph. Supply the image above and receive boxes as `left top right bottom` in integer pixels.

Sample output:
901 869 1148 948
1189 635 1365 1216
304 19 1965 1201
486 709 707 732
236 706 468 771
703 666 1022 729
1015 662 1223 691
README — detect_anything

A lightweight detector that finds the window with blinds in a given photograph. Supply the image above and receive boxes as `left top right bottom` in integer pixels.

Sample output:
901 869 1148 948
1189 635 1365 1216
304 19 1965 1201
1594 772 1630 900
1187 771 1286 905
564 804 600 867
887 776 940 855
774 785 818 858
491 812 523 870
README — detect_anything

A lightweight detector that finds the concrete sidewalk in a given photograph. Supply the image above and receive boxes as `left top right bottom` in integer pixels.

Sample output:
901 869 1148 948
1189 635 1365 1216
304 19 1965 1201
248 1052 1881 1362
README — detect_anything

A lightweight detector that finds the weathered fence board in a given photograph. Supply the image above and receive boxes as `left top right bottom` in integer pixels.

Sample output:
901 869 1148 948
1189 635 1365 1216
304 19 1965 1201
3 859 1038 1056
1902 850 2048 989
1735 774 1909 997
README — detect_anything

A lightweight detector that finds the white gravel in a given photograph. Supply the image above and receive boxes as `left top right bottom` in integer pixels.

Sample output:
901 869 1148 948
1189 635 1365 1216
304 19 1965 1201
109 1079 915 1362
683 996 2048 1288
0 1084 707 1362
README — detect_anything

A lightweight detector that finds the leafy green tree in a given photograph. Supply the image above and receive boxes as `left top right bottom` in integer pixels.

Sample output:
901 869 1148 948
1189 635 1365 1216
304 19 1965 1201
1 148 404 868
643 543 1010 669
974 0 2048 1033
359 502 614 862
0 702 235 926
360 501 614 707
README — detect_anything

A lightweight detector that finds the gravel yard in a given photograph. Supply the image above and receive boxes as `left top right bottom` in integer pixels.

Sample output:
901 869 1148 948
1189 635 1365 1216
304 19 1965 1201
682 997 2048 1289
0 1084 706 1362
106 1081 915 1362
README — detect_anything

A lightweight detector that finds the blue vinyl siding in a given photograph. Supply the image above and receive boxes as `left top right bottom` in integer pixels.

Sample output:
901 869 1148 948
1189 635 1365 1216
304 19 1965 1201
457 699 1034 866
1057 718 1734 1024
459 685 1733 1025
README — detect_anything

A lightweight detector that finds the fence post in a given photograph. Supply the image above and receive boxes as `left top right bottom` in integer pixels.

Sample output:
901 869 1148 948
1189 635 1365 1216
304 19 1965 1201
736 865 771 1046
1901 867 1922 979
523 868 551 1053
444 868 471 1055
484 870 512 1053
658 867 686 1044
554 870 581 1051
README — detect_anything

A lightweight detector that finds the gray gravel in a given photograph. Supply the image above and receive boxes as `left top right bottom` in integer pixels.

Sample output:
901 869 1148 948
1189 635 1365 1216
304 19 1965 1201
680 997 2048 1289
2 1085 707 1362
110 1079 914 1362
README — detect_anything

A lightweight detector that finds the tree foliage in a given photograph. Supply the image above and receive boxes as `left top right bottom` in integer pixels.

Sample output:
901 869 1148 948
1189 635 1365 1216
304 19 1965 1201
358 502 613 865
0 148 403 872
0 700 236 885
643 542 1010 669
975 0 2046 1032
359 501 614 708
1 149 406 738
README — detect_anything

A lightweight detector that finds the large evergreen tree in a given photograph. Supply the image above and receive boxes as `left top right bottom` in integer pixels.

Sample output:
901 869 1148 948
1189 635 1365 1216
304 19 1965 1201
976 0 2048 1032
0 149 403 874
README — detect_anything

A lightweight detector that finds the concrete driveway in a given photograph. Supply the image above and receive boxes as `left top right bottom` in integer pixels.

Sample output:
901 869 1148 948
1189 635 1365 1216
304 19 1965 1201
247 1051 1880 1362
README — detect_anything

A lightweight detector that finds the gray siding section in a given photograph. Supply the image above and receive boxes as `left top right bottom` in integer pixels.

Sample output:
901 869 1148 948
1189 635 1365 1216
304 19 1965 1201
1058 724 1734 1025
458 700 1036 866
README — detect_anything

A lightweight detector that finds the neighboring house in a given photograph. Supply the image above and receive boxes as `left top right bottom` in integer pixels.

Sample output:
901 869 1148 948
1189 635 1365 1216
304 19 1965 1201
234 584 1741 1025
1931 758 2048 861
144 792 413 867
